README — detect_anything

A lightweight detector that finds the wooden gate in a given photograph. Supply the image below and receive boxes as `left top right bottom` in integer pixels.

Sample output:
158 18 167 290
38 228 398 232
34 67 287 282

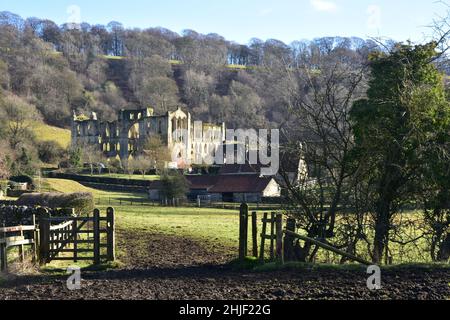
39 207 115 265
0 217 38 272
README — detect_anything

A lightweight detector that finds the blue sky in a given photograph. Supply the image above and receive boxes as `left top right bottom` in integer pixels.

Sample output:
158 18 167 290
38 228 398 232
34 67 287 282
1 0 447 44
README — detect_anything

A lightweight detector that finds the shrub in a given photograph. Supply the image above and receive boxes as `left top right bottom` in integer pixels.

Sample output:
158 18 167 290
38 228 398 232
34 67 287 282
37 140 65 164
17 192 94 216
160 171 189 202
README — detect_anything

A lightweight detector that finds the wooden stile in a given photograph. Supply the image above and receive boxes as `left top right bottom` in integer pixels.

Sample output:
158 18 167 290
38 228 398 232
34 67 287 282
270 212 275 260
259 212 268 263
275 214 283 264
238 203 249 261
251 211 258 258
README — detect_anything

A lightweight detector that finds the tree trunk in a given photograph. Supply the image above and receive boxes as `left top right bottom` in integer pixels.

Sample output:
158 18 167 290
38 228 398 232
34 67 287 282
293 240 312 263
437 233 450 262
372 201 391 264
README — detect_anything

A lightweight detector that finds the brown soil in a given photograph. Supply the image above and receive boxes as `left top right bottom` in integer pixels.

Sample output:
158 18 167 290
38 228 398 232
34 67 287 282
0 230 449 300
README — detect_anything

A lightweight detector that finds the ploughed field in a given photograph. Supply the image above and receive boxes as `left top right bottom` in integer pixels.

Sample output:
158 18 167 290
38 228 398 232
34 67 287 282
0 179 449 300
0 229 449 300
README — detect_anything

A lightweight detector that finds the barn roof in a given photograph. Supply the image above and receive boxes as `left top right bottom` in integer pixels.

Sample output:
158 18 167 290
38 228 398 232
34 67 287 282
209 175 275 193
186 175 219 190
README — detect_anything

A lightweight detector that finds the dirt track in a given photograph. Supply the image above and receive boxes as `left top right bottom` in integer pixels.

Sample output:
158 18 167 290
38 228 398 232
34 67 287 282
0 230 449 300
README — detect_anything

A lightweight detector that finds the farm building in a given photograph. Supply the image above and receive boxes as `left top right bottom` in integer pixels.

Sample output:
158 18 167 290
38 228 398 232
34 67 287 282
185 175 219 200
147 181 164 201
209 175 281 202
186 174 281 202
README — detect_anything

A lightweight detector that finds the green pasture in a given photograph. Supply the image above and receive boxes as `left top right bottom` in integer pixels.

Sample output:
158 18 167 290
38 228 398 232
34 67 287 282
3 178 446 272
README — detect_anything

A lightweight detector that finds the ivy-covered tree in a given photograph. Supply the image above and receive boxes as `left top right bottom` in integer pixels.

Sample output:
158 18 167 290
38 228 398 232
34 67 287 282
350 42 450 264
420 91 450 262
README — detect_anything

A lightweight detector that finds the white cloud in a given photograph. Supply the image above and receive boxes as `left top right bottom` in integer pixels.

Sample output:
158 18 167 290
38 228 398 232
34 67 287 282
257 8 273 17
310 0 337 12
367 4 382 30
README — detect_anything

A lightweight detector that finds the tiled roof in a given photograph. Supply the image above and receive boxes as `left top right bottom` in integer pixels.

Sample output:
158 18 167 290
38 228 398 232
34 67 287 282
209 175 274 193
186 175 219 190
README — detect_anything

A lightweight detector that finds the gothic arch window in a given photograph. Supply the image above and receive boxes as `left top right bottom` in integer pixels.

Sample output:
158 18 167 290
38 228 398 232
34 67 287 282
128 123 140 140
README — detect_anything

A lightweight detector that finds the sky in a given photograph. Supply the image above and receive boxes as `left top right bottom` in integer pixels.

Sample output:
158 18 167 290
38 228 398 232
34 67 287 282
1 0 448 44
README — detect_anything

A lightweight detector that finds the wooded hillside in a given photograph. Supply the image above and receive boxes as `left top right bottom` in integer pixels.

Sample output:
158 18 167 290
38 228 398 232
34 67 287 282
0 10 381 130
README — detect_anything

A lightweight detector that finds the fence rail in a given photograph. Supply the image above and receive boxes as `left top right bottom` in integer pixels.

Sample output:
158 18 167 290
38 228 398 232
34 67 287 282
238 203 371 266
94 197 282 211
1 207 116 271
0 215 38 272
39 208 115 265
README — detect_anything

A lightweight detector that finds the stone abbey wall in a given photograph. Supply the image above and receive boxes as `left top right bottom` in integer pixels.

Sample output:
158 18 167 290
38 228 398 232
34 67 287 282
71 107 225 167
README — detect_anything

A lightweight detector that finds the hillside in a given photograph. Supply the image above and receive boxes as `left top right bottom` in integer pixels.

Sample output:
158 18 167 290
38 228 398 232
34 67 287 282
32 122 71 149
0 11 382 130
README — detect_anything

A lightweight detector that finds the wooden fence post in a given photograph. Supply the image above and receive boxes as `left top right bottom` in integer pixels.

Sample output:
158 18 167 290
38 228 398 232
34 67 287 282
259 212 268 263
106 207 116 262
239 203 249 261
72 219 78 262
18 228 24 263
275 214 284 265
270 212 275 260
93 209 100 265
251 211 258 258
38 209 50 265
284 218 296 262
0 243 6 272
32 214 38 263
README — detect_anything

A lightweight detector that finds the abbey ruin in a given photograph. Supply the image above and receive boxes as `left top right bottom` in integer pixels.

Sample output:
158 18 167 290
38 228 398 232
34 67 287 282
71 107 226 168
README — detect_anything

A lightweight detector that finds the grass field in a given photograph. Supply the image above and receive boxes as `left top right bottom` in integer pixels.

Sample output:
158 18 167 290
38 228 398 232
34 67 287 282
12 178 443 270
42 178 241 248
31 122 71 148
35 178 243 270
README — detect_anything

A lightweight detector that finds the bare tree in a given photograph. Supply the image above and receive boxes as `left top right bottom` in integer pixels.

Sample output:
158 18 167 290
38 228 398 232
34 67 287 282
279 45 369 262
0 94 41 149
0 139 11 179
79 143 103 176
143 135 171 173
133 155 151 179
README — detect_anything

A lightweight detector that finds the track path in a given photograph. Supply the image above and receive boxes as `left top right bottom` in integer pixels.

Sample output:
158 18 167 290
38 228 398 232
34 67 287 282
0 230 449 300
